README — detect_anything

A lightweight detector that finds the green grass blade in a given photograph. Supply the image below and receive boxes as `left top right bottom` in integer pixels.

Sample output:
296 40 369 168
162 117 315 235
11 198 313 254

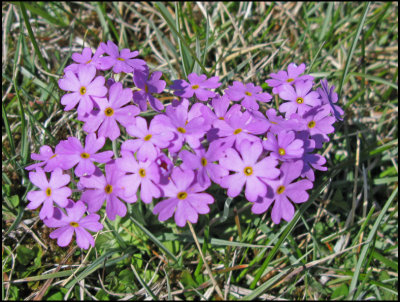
347 187 398 299
337 2 371 99
17 2 67 27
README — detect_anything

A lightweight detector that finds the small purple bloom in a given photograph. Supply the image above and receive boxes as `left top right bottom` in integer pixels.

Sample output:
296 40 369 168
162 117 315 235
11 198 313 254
56 133 114 177
155 153 174 184
302 107 336 148
64 47 105 73
170 73 221 101
58 65 107 117
263 130 304 161
179 141 229 187
317 79 344 121
116 152 162 204
133 69 166 112
122 116 174 162
82 82 140 141
153 168 214 227
43 200 103 249
219 140 280 202
25 145 62 172
26 168 71 219
266 63 314 94
278 80 321 118
251 161 313 224
80 163 137 220
97 40 147 73
225 81 272 110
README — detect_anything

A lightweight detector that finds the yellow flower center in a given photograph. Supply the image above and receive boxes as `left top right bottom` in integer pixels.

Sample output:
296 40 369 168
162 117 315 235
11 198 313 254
79 86 86 95
117 57 125 61
105 107 114 116
177 127 186 133
243 166 253 176
234 128 242 135
308 121 316 128
104 184 113 194
139 168 146 178
177 191 188 200
278 148 286 156
201 157 207 167
85 59 92 64
245 91 252 96
191 84 199 90
144 134 152 141
277 185 286 194
218 116 225 120
69 221 79 228
45 188 52 197
286 78 294 83
50 154 57 159
144 84 149 93
296 97 304 104
80 152 90 159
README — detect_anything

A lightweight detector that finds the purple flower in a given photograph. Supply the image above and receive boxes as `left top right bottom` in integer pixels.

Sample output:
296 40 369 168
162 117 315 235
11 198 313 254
151 103 208 153
153 168 214 227
212 109 267 149
219 140 280 202
251 161 313 224
80 163 136 220
26 168 71 219
64 47 105 73
43 200 103 249
265 63 314 94
116 152 162 204
25 145 62 172
133 69 166 112
55 133 114 177
179 141 229 187
97 40 147 73
225 81 272 110
200 94 235 125
278 80 321 118
302 107 336 148
82 82 140 141
58 65 107 116
170 73 221 101
317 79 344 121
263 130 304 161
122 116 174 162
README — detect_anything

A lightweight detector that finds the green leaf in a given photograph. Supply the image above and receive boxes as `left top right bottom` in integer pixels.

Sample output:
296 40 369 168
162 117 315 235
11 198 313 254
16 245 36 266
331 283 349 299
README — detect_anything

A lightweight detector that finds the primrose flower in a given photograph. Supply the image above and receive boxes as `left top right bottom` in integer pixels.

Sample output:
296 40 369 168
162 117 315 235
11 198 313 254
58 65 107 117
153 168 214 227
97 40 147 73
263 130 304 161
278 80 321 118
302 108 336 148
219 140 280 202
133 69 166 112
170 73 221 101
122 116 174 162
225 81 272 110
82 82 140 141
317 79 344 121
64 47 105 73
56 133 114 177
43 200 103 250
265 63 314 94
179 140 229 187
25 145 62 172
80 163 137 220
251 161 313 224
116 152 162 204
26 168 71 220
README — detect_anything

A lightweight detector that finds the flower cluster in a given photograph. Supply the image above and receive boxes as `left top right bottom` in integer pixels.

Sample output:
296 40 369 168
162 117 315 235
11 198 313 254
25 41 343 249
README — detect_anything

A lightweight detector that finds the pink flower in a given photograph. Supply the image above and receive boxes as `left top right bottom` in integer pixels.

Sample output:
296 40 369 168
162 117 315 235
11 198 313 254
25 145 62 172
26 168 71 219
43 200 103 249
132 69 166 111
219 140 280 202
58 65 107 116
64 47 105 73
225 81 272 110
170 73 221 101
82 82 140 141
153 168 214 227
